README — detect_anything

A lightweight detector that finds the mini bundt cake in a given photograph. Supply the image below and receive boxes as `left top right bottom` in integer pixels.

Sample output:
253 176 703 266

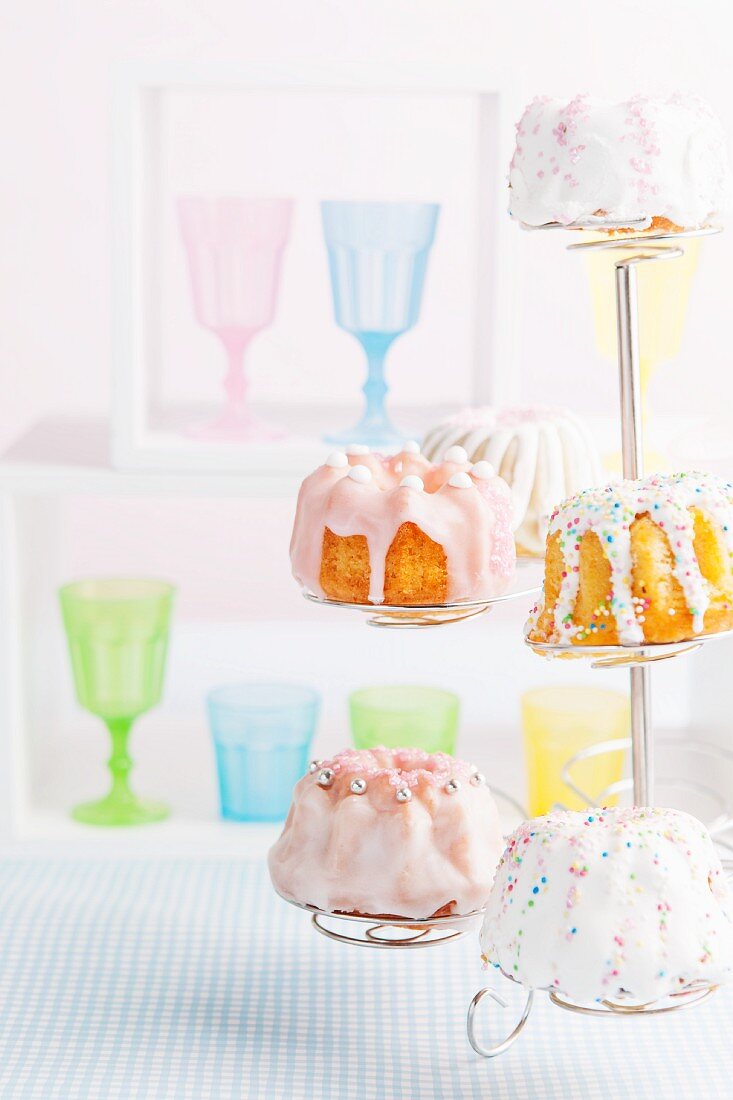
480 807 733 1005
528 471 733 646
290 443 516 606
422 406 602 557
268 747 504 919
509 93 727 231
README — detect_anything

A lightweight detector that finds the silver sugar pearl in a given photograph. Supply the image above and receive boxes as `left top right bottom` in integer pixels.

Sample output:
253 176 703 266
445 779 461 794
470 772 486 787
396 787 412 803
317 768 335 788
309 759 323 774
350 777 367 795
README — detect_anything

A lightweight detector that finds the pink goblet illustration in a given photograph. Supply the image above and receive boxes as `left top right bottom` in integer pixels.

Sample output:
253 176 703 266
177 197 293 442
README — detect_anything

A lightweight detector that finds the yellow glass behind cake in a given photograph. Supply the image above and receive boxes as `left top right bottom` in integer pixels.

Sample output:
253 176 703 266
585 238 700 468
521 686 629 816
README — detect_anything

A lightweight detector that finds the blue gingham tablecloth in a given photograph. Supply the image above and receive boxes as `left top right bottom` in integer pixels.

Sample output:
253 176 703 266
0 859 732 1099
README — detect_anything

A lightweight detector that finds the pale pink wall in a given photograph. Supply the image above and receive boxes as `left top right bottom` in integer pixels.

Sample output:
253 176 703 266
2 0 733 453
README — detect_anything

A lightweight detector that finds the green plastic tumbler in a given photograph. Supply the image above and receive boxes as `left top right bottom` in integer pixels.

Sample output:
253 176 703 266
59 577 175 827
349 685 460 755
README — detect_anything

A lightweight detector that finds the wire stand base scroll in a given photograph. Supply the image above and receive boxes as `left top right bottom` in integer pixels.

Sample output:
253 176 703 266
467 977 717 1058
467 986 535 1058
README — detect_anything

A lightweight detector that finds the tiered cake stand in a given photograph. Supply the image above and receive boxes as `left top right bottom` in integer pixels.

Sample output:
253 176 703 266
292 220 730 1051
468 220 732 1057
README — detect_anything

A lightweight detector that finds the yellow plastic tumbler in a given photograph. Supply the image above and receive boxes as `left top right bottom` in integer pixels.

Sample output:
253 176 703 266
521 685 629 816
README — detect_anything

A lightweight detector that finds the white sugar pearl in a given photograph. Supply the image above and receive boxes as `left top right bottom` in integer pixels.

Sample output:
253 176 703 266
348 464 373 484
471 460 495 480
444 445 468 464
400 475 424 491
346 444 370 455
325 451 348 468
448 472 473 489
402 440 421 454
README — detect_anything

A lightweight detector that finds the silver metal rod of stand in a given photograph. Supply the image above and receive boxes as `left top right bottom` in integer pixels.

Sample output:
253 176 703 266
615 259 653 805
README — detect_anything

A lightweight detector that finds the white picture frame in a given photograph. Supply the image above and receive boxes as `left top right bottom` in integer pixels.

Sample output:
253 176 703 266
111 60 522 473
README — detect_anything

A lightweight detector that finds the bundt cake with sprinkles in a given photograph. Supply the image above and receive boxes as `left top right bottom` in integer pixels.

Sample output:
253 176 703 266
480 807 733 1005
527 471 733 646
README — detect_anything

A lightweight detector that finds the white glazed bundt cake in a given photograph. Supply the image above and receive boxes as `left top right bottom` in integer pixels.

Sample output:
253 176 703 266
290 443 516 605
268 747 505 919
480 807 733 1005
422 407 602 557
509 93 728 230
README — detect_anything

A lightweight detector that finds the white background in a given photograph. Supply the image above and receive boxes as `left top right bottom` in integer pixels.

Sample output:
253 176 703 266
3 0 733 444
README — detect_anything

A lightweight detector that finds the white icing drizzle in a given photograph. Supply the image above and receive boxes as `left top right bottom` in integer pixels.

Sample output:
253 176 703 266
538 471 733 645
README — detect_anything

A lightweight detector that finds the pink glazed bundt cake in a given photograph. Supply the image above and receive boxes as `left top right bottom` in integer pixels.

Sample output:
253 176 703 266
290 443 516 606
480 807 733 1005
268 748 505 919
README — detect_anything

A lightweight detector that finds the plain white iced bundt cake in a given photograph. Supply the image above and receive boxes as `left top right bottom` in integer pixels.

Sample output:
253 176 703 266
422 406 602 557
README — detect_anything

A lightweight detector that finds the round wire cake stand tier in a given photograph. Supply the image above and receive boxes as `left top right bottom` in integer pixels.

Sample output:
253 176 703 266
525 626 733 669
467 973 718 1059
524 219 722 245
302 559 541 628
278 894 484 949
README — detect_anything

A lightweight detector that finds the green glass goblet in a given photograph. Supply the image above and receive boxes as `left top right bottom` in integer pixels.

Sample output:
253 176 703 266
59 578 175 827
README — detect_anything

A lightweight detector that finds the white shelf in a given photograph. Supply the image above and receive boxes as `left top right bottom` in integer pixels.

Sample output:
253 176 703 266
12 810 282 859
13 716 529 855
11 728 730 858
0 412 701 496
1 410 451 495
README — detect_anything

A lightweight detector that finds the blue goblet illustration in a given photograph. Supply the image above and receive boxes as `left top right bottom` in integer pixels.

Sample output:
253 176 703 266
321 201 440 447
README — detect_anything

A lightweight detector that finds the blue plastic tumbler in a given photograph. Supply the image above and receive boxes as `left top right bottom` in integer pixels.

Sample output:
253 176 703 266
321 200 440 448
207 683 320 822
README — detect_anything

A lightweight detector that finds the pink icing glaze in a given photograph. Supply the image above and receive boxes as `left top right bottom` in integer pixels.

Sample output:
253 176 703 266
316 746 475 788
268 747 505 918
290 447 516 604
